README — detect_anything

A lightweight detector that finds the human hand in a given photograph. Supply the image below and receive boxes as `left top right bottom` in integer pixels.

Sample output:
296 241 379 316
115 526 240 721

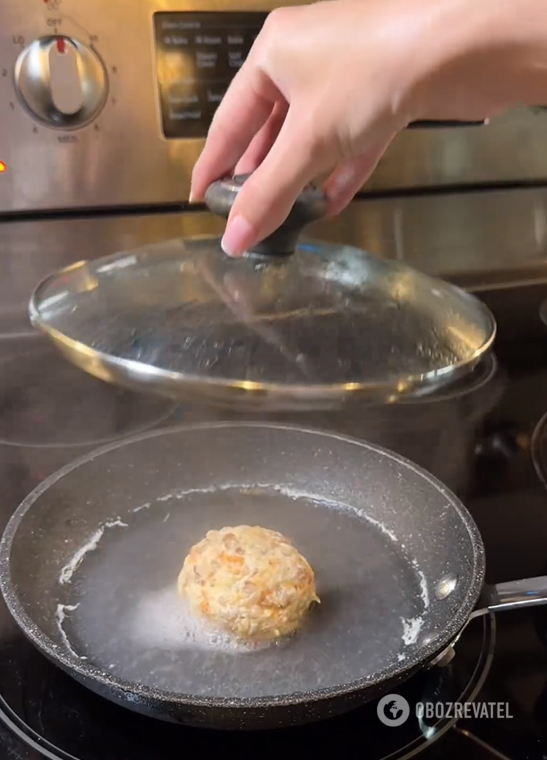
190 0 547 256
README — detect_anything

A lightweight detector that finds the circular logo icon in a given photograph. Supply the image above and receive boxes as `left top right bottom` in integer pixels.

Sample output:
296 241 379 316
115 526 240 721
377 694 410 726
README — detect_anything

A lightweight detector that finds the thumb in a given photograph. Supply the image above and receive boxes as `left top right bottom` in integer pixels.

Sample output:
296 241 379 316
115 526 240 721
221 108 334 257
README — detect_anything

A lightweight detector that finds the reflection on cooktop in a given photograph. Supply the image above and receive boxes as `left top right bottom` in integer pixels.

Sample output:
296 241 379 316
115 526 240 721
0 340 176 447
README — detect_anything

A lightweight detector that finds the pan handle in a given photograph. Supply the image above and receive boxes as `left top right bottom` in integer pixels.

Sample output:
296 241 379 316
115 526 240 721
470 576 547 618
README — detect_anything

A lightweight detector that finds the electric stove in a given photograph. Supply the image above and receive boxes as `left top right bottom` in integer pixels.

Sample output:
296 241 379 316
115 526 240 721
0 275 547 759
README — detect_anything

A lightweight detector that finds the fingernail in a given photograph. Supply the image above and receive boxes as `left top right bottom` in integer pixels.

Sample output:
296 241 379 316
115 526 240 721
189 190 195 203
221 215 255 257
324 165 358 201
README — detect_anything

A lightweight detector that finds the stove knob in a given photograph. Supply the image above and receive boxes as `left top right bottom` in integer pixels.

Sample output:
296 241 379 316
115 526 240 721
14 36 108 128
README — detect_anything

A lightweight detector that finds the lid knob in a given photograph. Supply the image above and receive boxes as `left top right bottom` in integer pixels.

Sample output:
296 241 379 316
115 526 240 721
204 174 328 257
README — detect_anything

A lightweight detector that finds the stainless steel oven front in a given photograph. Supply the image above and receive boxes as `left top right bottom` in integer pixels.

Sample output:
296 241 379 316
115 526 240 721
1 0 547 215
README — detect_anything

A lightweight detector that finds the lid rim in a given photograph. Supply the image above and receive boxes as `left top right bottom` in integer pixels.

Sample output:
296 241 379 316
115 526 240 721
28 233 497 410
31 315 496 408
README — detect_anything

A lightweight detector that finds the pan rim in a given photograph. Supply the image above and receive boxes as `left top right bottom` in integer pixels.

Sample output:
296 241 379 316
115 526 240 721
0 421 486 711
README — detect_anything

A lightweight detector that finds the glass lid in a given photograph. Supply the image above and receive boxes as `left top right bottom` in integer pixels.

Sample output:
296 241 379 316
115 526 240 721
29 175 496 412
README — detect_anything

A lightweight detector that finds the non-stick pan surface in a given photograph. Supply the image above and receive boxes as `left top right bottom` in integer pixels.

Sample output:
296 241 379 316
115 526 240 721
0 423 485 730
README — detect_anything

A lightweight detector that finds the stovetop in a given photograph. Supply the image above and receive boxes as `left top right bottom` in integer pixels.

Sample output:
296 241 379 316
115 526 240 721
1 279 547 759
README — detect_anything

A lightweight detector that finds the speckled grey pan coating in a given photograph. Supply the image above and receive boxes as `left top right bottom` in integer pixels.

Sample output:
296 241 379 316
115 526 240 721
0 422 485 730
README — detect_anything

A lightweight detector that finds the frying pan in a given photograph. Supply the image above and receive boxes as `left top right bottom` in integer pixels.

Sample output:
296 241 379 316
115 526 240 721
1 422 546 731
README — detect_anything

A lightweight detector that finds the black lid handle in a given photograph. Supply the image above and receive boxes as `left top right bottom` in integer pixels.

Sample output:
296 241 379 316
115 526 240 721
204 174 328 257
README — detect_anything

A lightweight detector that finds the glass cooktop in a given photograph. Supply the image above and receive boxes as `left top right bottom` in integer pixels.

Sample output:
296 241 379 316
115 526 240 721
2 282 547 759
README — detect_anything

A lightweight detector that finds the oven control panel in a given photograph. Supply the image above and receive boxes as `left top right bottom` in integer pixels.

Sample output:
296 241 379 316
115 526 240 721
1 0 547 214
154 12 267 139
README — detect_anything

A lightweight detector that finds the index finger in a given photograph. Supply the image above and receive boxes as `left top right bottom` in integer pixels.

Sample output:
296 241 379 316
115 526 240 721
190 60 280 201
